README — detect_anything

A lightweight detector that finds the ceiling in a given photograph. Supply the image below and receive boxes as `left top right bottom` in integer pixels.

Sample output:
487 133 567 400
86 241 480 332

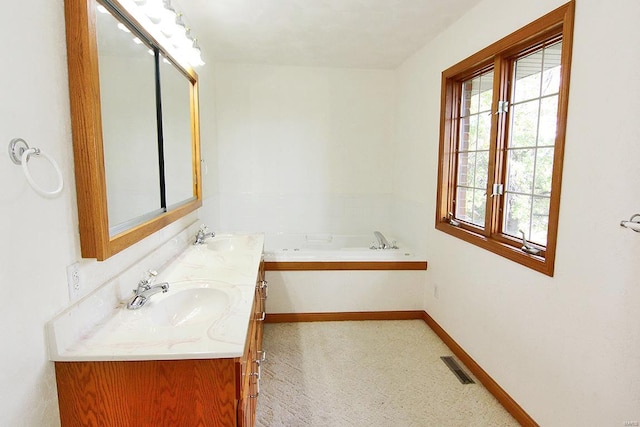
172 0 484 69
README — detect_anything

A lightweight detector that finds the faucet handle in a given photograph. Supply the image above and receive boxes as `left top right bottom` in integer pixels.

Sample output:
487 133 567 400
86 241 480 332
141 270 158 284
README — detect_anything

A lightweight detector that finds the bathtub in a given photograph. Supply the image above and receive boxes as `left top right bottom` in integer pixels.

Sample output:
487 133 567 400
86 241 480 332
263 233 428 315
263 233 424 264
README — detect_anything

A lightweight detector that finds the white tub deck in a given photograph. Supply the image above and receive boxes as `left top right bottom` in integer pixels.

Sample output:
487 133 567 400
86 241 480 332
263 233 426 268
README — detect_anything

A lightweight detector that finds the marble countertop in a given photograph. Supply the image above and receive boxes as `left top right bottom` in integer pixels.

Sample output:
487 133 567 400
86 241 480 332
47 233 264 361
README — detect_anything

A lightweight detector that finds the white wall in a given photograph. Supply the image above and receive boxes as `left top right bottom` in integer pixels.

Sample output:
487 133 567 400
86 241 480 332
267 270 426 314
0 2 202 425
394 0 640 425
205 63 396 236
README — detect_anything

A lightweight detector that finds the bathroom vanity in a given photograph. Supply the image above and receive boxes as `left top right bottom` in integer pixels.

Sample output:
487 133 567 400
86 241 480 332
48 234 265 427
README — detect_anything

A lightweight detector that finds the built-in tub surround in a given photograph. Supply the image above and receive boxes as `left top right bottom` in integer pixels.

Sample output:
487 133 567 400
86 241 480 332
263 233 427 313
47 233 264 361
264 233 424 262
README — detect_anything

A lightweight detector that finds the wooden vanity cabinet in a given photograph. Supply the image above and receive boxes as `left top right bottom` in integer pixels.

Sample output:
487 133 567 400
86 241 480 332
55 262 266 427
238 258 266 427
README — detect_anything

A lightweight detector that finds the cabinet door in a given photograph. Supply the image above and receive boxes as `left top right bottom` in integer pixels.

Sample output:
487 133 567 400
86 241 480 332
56 359 237 427
256 259 267 360
238 288 259 427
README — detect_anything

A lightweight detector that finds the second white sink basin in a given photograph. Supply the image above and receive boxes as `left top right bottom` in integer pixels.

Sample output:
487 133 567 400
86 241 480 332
205 235 256 252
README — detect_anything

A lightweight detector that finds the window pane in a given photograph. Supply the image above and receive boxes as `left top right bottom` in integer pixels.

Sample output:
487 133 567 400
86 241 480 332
473 190 486 227
455 187 474 223
501 42 563 250
538 96 558 146
455 188 486 227
475 151 489 190
462 115 478 152
509 100 539 148
462 79 480 116
457 151 475 187
513 50 542 103
454 68 494 229
477 113 492 150
534 147 554 196
461 72 493 116
506 148 535 193
478 71 494 113
541 42 562 97
504 193 532 239
531 196 550 245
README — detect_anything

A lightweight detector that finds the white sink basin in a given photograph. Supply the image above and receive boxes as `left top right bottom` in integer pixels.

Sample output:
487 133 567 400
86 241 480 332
206 235 256 252
93 280 244 345
140 280 241 325
147 287 230 327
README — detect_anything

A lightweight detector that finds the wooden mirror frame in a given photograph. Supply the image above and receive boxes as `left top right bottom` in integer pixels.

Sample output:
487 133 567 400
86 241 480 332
64 0 202 261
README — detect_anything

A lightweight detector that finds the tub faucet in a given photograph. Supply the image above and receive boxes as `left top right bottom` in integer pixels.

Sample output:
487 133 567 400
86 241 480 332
373 231 397 249
194 224 215 245
127 270 169 310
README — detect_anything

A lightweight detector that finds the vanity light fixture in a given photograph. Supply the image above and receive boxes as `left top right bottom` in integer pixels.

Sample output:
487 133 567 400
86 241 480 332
118 0 205 67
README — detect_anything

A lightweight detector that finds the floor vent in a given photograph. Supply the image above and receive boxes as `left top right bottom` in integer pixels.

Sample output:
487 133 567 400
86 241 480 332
441 356 475 384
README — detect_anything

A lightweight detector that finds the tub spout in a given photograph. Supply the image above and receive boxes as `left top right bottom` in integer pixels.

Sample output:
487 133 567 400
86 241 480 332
373 231 397 249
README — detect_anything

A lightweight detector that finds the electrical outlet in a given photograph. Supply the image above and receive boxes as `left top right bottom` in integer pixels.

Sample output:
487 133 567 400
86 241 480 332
66 262 82 301
434 283 439 299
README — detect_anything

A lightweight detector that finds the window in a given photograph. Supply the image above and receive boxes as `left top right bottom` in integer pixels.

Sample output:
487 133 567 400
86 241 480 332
435 2 575 276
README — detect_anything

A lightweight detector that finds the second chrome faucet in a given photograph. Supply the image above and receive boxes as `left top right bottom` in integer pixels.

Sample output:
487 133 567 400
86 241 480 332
194 224 215 245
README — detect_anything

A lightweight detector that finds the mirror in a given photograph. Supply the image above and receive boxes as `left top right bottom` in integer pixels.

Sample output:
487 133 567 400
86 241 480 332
64 0 202 260
159 53 196 208
97 8 161 228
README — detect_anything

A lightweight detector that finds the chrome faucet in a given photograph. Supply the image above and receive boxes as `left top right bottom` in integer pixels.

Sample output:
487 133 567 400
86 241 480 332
372 231 398 250
194 224 215 245
127 270 169 310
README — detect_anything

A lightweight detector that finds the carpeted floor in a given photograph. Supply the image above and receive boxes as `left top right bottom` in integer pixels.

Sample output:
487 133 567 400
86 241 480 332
256 320 519 427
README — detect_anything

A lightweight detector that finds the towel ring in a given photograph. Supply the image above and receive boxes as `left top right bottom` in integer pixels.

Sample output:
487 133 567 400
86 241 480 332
8 138 64 198
620 214 640 233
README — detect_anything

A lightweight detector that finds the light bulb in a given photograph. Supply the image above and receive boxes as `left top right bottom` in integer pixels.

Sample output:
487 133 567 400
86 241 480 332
188 40 204 67
159 7 178 37
143 0 164 24
117 23 131 33
174 29 193 49
169 14 187 44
